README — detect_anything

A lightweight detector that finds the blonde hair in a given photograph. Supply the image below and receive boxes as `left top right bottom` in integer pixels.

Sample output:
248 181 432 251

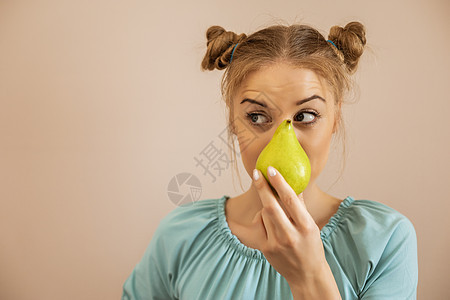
201 21 367 191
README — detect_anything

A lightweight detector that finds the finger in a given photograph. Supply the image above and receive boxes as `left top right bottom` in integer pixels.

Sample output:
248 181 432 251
266 166 313 226
262 179 293 221
253 168 293 238
260 206 291 242
252 169 281 241
275 193 294 222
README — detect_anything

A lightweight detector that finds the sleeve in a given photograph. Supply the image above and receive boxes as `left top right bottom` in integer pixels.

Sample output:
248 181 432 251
359 217 418 299
122 225 176 300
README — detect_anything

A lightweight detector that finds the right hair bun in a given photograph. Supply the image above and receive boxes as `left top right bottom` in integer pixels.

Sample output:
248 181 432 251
328 21 366 74
201 25 247 71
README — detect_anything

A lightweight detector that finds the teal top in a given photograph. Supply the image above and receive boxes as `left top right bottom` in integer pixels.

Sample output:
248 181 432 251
122 195 418 299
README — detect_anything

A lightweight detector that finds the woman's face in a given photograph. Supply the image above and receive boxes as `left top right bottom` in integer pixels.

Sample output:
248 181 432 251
231 63 339 188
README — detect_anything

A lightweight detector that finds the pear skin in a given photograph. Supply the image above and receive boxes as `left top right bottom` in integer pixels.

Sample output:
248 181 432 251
255 119 311 195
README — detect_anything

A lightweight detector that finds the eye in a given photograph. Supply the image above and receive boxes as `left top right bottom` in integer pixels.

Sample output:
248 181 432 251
294 111 319 124
245 112 271 126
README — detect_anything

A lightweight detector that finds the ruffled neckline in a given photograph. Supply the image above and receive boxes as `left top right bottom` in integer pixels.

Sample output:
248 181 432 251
216 195 355 260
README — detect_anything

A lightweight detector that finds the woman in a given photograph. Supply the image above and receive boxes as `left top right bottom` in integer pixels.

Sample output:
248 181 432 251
122 21 418 299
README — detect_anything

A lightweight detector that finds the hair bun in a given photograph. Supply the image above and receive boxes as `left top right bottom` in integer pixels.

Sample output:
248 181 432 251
328 21 366 74
201 25 247 71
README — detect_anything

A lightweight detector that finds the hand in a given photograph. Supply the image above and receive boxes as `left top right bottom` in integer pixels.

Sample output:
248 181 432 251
252 166 341 299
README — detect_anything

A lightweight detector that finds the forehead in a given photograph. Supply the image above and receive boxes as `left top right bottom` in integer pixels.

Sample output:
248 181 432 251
238 64 328 97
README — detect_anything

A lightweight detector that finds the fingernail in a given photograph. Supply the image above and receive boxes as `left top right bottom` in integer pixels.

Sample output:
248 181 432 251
268 166 276 177
253 169 260 181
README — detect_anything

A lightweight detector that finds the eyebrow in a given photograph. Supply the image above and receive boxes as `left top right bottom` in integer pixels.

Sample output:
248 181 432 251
240 94 326 107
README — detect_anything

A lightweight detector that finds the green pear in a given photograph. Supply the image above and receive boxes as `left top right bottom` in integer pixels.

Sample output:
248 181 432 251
255 119 311 195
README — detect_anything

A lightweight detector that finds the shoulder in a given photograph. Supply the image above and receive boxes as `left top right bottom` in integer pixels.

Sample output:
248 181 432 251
326 198 417 265
328 198 417 274
345 199 416 239
347 199 414 228
332 198 417 247
150 196 225 251
158 197 222 229
326 198 416 242
326 198 418 297
122 197 226 298
347 199 418 297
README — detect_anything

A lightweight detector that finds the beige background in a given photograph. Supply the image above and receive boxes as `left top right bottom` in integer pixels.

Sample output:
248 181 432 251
1 0 449 299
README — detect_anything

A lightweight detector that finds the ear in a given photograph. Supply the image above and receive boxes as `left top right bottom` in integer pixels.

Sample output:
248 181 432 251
229 122 237 136
228 102 237 135
332 101 342 134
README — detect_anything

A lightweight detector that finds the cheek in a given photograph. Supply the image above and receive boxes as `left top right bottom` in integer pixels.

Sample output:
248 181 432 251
300 127 334 182
235 124 266 177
